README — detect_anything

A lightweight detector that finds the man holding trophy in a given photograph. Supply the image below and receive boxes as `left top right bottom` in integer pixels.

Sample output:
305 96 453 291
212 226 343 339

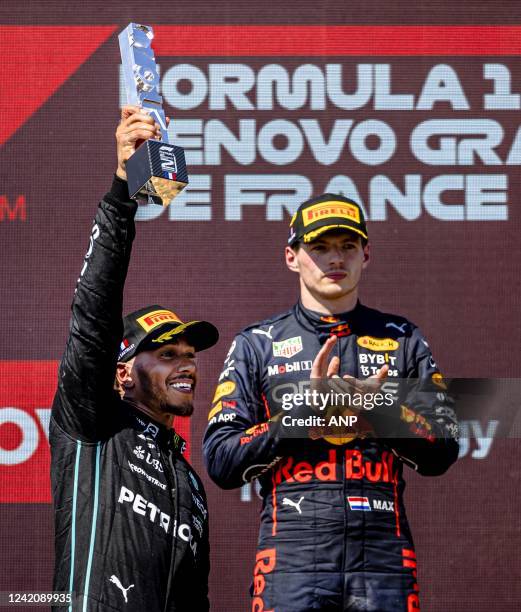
49 25 215 611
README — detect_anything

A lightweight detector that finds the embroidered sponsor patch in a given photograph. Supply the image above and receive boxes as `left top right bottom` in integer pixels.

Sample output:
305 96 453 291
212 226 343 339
302 201 360 226
356 336 399 351
347 496 371 511
212 380 236 403
136 309 181 332
272 336 303 358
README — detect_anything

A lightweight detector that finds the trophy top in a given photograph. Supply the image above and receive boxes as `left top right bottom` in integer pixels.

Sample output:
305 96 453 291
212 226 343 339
119 22 168 141
125 23 155 46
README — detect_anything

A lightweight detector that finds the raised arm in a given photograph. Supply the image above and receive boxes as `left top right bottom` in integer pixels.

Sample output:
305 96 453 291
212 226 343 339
51 106 161 441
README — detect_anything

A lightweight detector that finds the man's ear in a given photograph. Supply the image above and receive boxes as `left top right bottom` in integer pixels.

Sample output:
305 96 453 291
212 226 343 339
115 360 135 392
362 242 370 268
285 245 300 273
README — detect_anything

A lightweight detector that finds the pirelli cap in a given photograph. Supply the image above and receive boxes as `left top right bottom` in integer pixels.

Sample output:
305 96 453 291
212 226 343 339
119 305 219 362
288 193 368 246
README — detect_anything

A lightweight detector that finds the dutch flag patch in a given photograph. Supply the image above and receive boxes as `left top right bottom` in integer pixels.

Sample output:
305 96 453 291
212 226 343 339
347 496 371 511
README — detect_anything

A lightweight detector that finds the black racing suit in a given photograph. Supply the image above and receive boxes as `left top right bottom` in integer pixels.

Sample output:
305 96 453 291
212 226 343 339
50 177 209 611
203 302 459 611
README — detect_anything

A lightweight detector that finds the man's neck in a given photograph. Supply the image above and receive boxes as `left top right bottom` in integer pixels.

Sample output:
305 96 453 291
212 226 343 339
124 398 174 429
299 285 359 315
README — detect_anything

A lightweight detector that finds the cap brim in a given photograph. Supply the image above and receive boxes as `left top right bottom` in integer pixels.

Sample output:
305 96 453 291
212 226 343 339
140 320 219 353
302 223 368 243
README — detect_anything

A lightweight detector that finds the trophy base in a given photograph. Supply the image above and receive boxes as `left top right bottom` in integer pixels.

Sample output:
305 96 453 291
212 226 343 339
142 177 188 206
127 140 189 206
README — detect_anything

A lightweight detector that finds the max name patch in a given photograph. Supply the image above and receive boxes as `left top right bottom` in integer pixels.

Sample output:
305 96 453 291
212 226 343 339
347 496 394 512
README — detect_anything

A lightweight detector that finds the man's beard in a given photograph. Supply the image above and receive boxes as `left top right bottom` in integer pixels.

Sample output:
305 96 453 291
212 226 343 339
135 365 194 417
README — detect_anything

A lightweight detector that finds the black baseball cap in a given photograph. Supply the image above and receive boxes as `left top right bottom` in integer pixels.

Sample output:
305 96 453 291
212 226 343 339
288 193 368 246
118 305 219 362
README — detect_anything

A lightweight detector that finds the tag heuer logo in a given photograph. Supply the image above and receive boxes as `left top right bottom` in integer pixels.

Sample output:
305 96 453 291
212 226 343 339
272 336 303 358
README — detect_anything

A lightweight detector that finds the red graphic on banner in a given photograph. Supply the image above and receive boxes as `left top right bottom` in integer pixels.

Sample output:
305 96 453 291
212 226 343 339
0 361 191 503
0 26 116 146
0 361 57 502
0 195 26 222
153 25 521 56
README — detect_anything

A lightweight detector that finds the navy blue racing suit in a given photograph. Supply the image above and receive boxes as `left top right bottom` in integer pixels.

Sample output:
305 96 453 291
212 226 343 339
203 301 458 611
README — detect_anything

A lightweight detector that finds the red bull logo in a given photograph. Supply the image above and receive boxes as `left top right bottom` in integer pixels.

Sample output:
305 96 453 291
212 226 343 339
330 323 351 337
252 548 276 612
240 422 269 445
273 449 397 485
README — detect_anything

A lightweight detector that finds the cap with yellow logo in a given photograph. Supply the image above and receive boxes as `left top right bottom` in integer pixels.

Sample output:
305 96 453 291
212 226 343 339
119 305 219 362
288 193 368 246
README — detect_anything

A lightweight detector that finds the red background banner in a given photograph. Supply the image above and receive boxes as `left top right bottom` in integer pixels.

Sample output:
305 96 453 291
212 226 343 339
152 25 521 55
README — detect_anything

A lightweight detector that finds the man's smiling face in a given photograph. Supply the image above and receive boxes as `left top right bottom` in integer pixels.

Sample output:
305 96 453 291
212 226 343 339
130 338 197 417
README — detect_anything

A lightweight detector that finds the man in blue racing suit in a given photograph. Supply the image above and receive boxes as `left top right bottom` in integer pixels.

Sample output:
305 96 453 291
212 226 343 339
203 193 459 611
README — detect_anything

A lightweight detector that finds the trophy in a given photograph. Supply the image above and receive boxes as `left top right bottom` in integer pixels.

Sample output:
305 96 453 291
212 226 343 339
119 23 188 205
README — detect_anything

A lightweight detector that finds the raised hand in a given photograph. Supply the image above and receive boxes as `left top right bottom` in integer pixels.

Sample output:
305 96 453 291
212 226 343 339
115 105 163 180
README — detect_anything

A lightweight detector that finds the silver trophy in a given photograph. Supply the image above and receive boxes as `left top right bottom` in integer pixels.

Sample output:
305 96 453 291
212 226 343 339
119 23 188 205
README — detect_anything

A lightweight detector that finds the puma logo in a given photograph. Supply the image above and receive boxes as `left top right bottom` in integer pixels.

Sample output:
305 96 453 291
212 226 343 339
253 325 274 340
109 575 135 603
385 322 407 334
282 496 304 514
